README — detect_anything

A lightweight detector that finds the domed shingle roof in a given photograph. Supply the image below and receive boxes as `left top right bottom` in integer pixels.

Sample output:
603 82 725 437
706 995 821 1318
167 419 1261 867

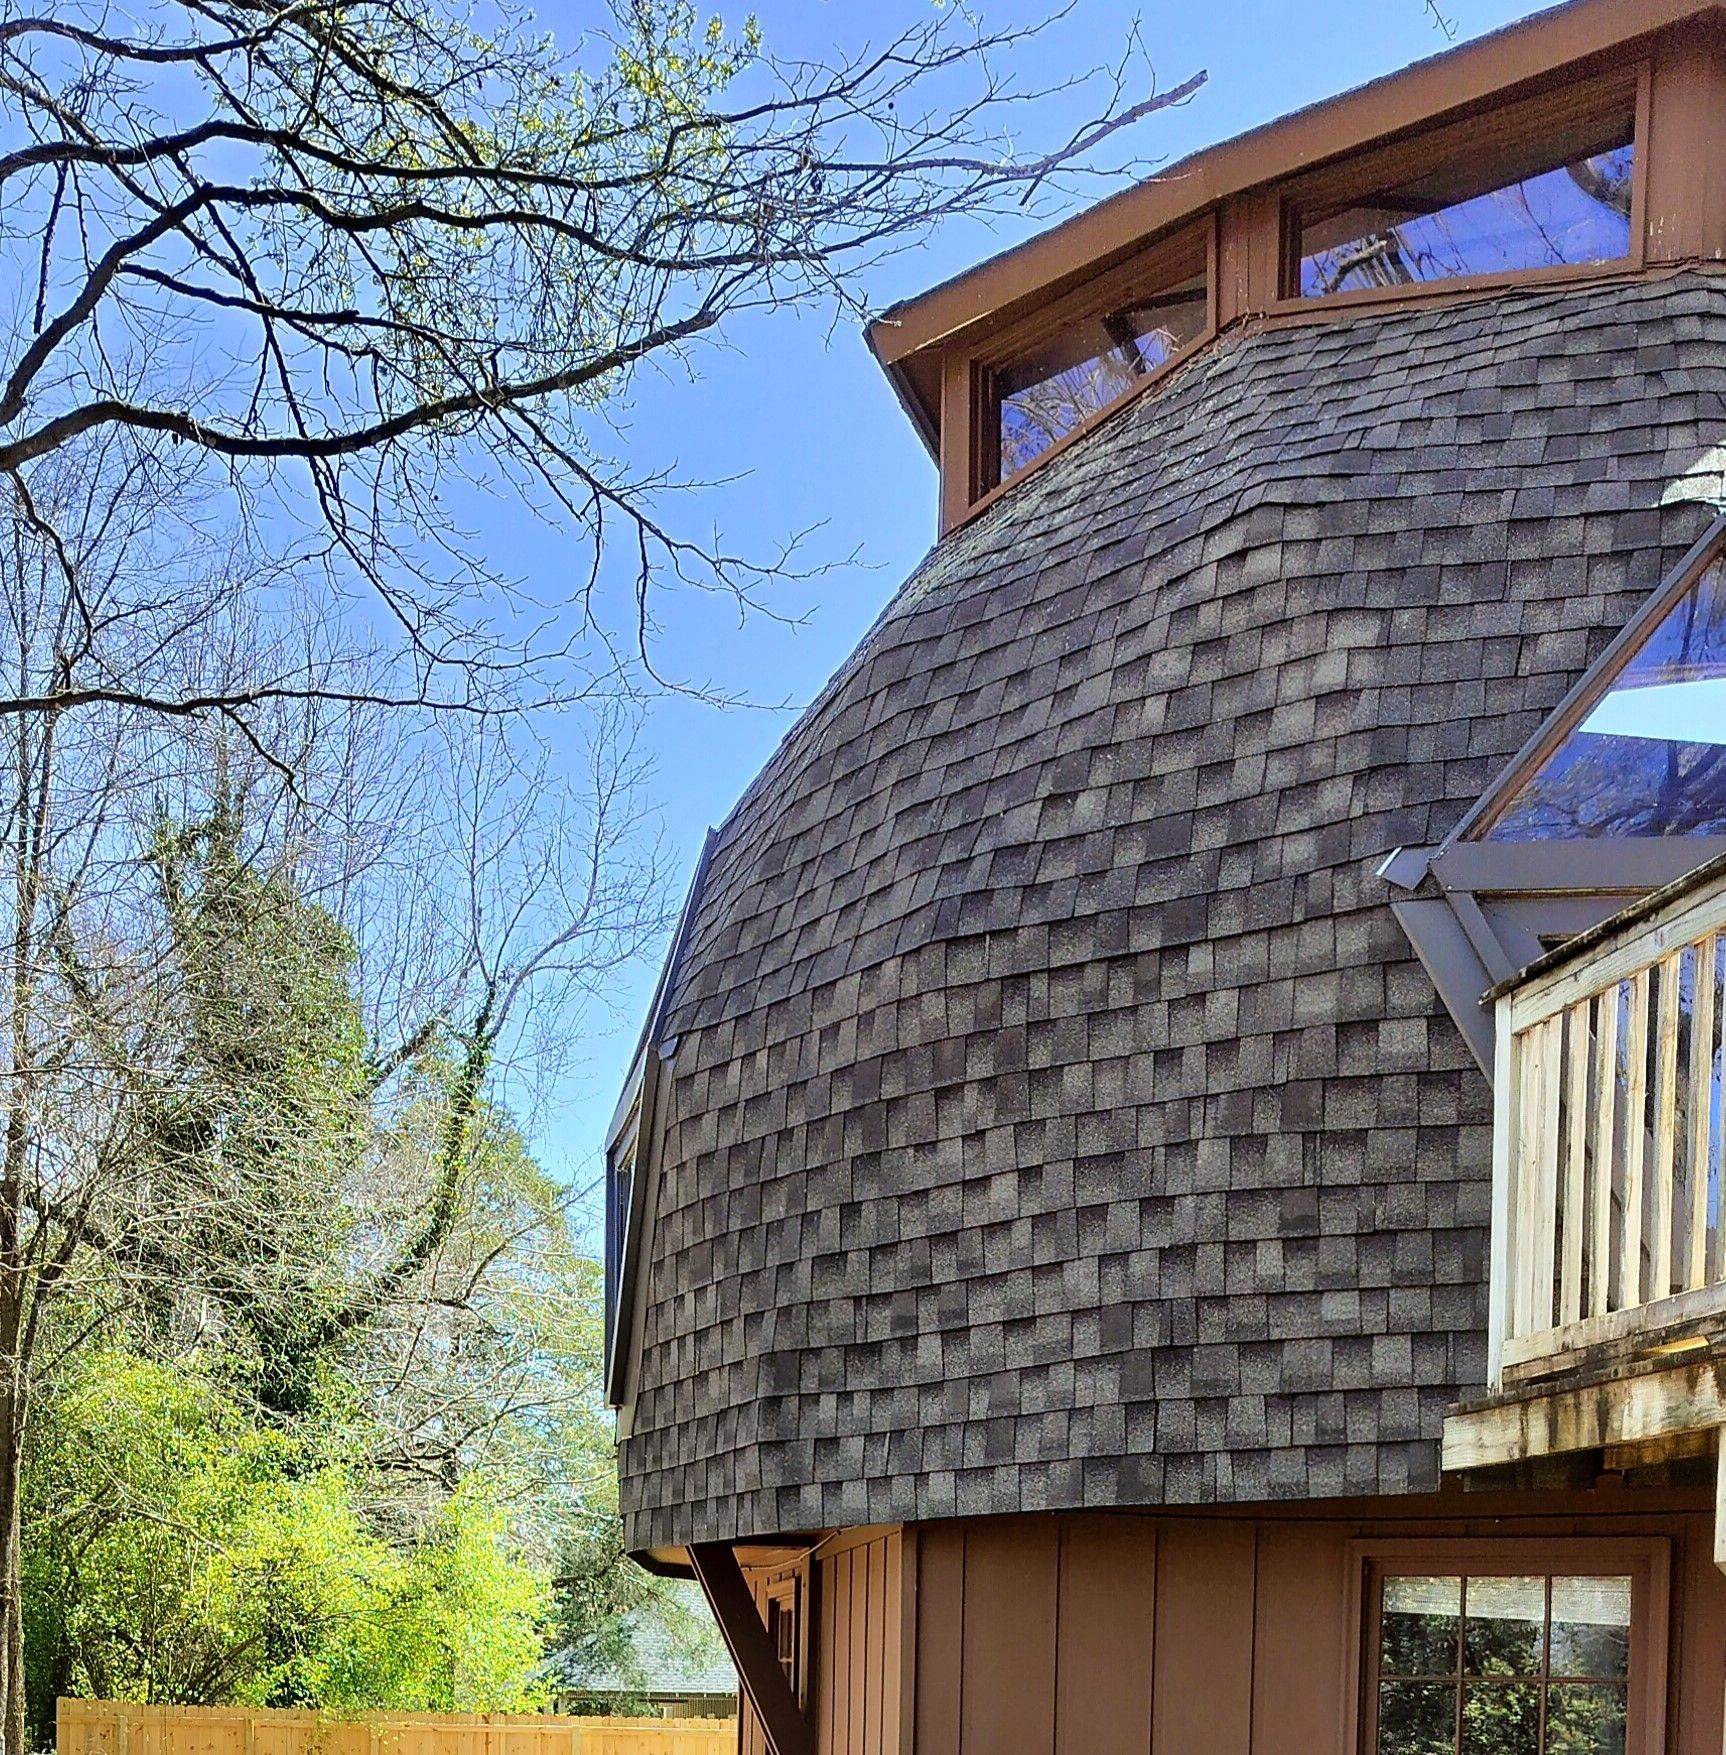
620 271 1726 1551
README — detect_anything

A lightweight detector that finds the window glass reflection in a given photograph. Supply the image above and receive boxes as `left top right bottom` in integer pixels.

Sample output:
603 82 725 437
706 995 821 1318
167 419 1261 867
997 275 1207 483
1464 1576 1545 1676
1485 556 1726 840
1296 128 1633 298
1375 1572 1635 1755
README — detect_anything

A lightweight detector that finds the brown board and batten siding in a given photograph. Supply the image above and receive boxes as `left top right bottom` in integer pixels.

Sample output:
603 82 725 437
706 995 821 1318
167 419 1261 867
740 1528 909 1755
911 1495 1726 1755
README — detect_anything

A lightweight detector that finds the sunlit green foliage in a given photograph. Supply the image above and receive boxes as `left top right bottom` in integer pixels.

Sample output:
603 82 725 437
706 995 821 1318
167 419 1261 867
23 1351 548 1724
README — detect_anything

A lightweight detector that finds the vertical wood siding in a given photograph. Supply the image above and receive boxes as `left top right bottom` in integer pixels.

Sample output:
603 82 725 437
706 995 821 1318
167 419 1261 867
739 1528 906 1755
902 1501 1726 1755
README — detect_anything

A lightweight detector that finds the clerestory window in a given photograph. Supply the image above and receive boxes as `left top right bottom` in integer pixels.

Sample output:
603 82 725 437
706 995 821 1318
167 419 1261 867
1287 73 1640 302
968 221 1213 504
995 272 1208 483
602 1088 641 1387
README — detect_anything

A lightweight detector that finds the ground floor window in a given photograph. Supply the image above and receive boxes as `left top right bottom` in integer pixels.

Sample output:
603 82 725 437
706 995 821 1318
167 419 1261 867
1359 1542 1667 1755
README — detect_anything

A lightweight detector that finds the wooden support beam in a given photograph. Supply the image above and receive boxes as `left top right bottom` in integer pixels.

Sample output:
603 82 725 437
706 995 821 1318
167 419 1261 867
1442 1353 1726 1472
1714 1428 1726 1577
689 1542 816 1755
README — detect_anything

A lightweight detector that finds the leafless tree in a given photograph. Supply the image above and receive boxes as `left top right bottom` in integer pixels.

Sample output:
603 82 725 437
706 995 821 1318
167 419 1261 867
0 0 1205 731
2 431 662 1754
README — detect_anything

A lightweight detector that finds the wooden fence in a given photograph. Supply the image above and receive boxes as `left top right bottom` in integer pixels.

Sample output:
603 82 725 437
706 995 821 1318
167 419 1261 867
57 1701 738 1755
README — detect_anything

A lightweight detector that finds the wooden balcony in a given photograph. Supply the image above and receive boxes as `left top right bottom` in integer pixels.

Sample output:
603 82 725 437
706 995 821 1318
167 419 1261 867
1489 853 1726 1392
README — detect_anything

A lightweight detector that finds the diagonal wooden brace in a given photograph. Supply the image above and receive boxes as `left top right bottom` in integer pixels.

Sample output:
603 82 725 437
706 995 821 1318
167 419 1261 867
689 1542 816 1755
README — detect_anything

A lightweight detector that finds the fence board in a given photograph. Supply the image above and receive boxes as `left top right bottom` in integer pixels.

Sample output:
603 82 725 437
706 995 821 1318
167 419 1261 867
58 1703 735 1755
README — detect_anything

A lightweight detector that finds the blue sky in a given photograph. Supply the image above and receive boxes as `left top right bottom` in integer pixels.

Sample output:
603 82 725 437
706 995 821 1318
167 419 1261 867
522 0 1556 1213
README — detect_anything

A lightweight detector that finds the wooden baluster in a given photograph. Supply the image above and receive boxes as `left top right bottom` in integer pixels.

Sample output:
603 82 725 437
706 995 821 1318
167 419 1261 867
1536 1012 1564 1333
1652 951 1682 1304
1621 967 1652 1311
1561 997 1591 1327
1698 934 1722 1288
1514 1021 1543 1339
1591 986 1621 1318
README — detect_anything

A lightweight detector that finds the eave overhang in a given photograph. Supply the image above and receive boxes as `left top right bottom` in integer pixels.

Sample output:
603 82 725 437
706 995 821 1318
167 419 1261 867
867 0 1726 457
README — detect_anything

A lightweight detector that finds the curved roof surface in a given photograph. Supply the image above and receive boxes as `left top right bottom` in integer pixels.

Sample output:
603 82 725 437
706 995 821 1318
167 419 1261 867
620 269 1726 1552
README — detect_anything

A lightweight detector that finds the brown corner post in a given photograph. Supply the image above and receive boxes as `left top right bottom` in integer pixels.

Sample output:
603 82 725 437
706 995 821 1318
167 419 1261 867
689 1542 816 1755
1715 1426 1726 1578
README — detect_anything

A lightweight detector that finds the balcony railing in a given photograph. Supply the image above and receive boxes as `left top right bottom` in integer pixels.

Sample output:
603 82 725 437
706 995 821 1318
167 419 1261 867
1491 856 1726 1387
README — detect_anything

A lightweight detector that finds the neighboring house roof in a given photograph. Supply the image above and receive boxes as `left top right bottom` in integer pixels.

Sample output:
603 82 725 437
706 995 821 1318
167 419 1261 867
617 269 1726 1553
548 1612 738 1699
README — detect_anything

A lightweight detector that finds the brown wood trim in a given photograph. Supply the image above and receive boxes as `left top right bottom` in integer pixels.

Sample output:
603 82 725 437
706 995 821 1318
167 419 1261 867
937 352 973 539
894 1529 917 1755
1631 57 1655 270
1264 252 1643 321
869 0 1716 371
808 1523 904 1561
1352 1537 1670 1755
939 215 1215 530
690 1543 816 1755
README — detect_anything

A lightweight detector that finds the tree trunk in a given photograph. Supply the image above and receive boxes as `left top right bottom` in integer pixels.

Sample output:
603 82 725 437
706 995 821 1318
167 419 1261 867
0 1304 26 1755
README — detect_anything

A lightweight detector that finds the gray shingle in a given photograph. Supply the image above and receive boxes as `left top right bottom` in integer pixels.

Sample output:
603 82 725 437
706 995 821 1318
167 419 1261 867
618 269 1726 1549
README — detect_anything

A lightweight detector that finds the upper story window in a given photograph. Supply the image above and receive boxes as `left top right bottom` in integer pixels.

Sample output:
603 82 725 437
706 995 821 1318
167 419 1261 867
996 271 1208 483
1287 74 1640 301
972 223 1212 500
1479 545 1726 842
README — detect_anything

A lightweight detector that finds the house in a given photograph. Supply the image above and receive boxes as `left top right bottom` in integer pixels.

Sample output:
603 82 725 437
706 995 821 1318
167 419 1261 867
545 1608 739 1719
602 1 1726 1750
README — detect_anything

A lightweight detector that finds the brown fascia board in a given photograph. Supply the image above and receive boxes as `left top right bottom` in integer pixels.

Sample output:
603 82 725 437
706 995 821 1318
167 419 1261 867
867 0 1724 449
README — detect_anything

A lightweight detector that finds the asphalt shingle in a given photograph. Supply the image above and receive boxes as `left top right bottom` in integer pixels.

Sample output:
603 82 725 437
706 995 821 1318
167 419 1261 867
618 270 1726 1550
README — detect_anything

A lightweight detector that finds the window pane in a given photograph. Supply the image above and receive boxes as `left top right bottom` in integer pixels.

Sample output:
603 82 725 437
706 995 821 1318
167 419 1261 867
1461 1682 1540 1755
1464 1576 1545 1677
1383 1575 1463 1676
1379 1681 1457 1755
1550 1577 1632 1680
1548 1682 1629 1755
1295 128 1633 298
997 275 1206 482
1484 556 1726 840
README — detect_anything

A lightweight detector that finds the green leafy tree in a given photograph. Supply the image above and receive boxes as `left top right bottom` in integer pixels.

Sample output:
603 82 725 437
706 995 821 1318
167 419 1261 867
23 1347 553 1739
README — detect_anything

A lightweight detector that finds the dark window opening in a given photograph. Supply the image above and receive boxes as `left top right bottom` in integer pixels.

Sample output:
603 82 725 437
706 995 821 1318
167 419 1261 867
1372 1571 1632 1755
602 1107 639 1378
1482 553 1726 842
995 274 1208 483
764 1576 804 1704
1292 99 1636 299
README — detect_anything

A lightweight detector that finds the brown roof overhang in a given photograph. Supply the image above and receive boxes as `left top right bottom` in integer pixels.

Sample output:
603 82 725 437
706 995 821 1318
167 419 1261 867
867 0 1725 455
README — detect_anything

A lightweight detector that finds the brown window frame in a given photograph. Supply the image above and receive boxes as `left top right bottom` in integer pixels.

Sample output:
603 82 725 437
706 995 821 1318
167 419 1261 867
1349 1538 1669 1755
762 1571 811 1709
1277 63 1651 311
946 214 1217 526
